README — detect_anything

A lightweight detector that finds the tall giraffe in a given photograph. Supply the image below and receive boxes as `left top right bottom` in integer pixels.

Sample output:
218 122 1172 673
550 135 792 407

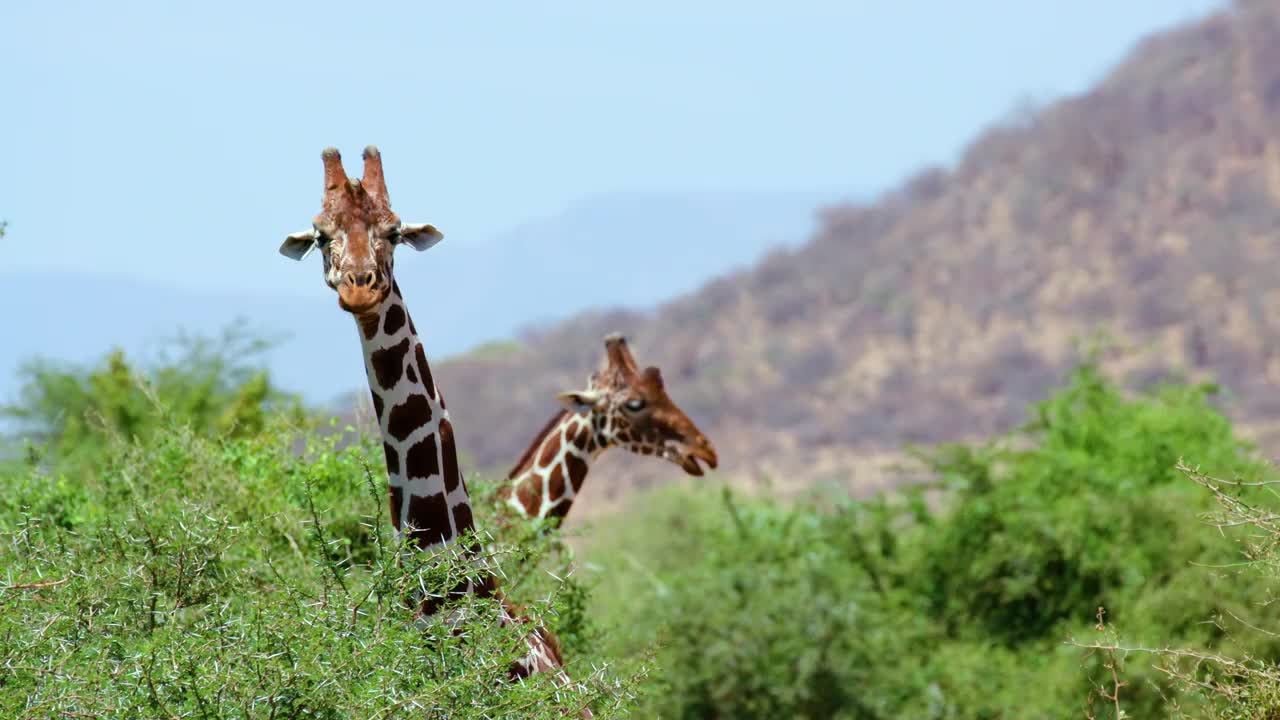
278 146 585 704
498 333 718 522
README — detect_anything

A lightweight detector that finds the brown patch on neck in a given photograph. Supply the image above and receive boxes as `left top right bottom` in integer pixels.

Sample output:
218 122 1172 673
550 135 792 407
569 419 596 453
387 485 404 531
508 409 570 480
565 453 589 494
545 463 567 507
386 394 432 441
413 343 436 400
406 492 452 547
359 312 380 340
383 303 406 335
370 337 411 391
513 475 541 515
404 433 440 480
382 442 399 475
452 503 474 537
537 430 562 467
439 418 463 495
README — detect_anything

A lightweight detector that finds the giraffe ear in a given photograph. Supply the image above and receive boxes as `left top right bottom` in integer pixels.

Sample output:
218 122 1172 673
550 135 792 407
557 389 604 412
398 223 444 252
279 230 318 261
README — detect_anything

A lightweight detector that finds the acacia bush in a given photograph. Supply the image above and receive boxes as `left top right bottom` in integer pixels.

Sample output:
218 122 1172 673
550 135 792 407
0 340 638 718
1075 459 1280 719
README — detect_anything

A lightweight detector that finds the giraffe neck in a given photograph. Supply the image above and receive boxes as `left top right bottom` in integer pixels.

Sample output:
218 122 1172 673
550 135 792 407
502 409 605 520
354 285 575 693
357 283 474 550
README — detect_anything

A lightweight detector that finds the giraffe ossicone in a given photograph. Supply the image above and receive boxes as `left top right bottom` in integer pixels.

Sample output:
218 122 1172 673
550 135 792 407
500 333 718 522
280 146 586 704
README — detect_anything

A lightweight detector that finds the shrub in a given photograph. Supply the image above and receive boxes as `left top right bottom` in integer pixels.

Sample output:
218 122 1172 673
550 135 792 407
2 327 303 474
584 363 1280 718
0 338 639 718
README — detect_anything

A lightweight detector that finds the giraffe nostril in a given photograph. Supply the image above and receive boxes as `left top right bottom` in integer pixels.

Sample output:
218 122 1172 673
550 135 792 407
345 271 377 288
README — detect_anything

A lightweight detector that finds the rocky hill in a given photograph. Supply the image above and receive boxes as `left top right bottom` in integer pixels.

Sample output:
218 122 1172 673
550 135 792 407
427 0 1280 517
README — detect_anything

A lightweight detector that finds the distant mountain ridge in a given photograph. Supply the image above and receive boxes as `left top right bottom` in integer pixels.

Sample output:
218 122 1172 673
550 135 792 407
0 190 839 407
430 1 1280 516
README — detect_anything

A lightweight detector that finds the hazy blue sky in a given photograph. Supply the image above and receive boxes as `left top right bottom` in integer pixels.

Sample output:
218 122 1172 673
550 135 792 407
2 0 1221 300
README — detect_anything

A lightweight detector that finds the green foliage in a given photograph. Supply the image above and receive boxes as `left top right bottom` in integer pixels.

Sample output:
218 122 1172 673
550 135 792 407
3 327 303 474
590 487 937 719
0 338 638 718
12 329 1280 718
918 365 1254 644
1069 461 1280 719
584 363 1280 718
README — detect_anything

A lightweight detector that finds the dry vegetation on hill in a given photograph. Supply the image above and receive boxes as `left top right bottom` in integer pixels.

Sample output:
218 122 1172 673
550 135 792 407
432 0 1280 515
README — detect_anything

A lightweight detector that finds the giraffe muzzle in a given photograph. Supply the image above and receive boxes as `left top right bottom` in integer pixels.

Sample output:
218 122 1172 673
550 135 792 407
336 278 386 315
675 441 718 476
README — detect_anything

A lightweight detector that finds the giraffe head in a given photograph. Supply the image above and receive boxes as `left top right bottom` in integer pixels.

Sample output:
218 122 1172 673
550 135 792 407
279 146 443 315
558 334 718 476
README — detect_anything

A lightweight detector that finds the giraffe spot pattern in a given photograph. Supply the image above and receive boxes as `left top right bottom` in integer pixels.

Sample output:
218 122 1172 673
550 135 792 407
387 394 432 441
387 485 404 530
439 418 461 493
413 344 436 400
571 421 591 449
370 391 384 419
546 463 566 503
370 337 410 391
362 295 573 687
359 313 380 340
566 453 589 493
406 492 452 546
538 432 562 467
548 496 572 520
382 303 406 335
452 502 475 535
383 442 400 475
405 433 440 480
515 475 542 514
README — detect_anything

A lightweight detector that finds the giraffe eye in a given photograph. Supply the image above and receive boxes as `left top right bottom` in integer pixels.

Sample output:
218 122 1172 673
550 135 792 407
624 399 646 412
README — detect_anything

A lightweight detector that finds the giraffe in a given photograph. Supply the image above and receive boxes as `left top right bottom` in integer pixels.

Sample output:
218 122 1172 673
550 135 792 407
278 146 586 708
498 333 718 522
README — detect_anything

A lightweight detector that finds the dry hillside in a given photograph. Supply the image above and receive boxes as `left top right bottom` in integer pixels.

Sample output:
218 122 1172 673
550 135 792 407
428 0 1280 517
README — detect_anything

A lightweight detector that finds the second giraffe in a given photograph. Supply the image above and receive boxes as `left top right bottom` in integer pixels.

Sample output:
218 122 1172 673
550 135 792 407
498 333 718 522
